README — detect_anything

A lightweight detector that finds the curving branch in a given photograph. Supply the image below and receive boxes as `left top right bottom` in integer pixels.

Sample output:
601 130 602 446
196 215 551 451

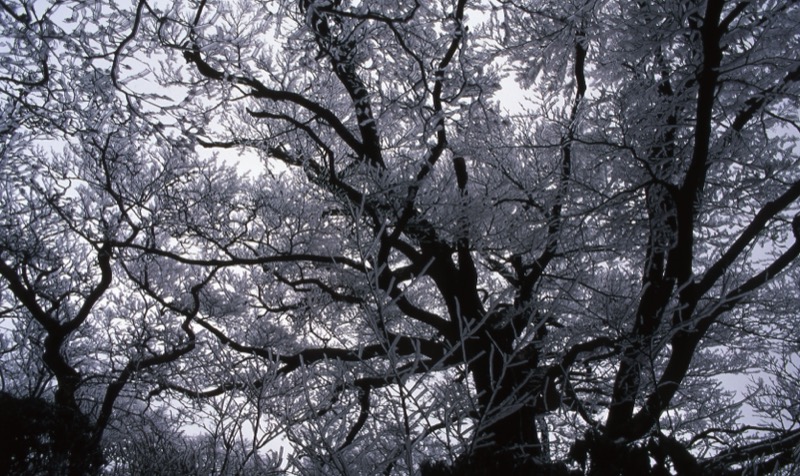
697 180 800 296
182 49 367 160
110 240 367 271
627 222 800 439
701 428 800 474
339 387 371 450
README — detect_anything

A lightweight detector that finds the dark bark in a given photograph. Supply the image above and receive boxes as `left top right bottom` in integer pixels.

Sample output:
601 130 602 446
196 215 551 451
0 392 102 476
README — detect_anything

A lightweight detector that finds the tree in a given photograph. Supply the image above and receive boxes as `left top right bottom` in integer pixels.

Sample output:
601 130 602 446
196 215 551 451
1 0 800 475
0 0 202 473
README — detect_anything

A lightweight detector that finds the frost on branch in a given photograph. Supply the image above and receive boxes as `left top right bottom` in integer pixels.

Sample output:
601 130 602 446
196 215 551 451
2 1 800 475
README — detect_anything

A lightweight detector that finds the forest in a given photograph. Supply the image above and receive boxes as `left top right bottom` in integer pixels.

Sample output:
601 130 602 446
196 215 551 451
1 0 799 474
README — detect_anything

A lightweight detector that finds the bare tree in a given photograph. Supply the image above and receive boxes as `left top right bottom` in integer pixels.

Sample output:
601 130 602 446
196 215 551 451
2 0 800 475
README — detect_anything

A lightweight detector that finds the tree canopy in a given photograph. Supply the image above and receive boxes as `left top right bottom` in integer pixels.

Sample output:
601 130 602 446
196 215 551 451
1 0 800 474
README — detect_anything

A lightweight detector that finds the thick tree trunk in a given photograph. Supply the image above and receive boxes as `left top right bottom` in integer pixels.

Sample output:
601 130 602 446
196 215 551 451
463 327 554 475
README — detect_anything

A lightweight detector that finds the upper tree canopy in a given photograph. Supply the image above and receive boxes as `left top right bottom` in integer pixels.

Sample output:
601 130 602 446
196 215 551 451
1 0 799 474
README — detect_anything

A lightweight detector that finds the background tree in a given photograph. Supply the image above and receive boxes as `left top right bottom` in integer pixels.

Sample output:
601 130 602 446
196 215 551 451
0 0 206 473
2 0 800 475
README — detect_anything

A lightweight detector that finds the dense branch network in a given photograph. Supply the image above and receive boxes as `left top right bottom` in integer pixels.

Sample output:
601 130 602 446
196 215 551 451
1 0 799 475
